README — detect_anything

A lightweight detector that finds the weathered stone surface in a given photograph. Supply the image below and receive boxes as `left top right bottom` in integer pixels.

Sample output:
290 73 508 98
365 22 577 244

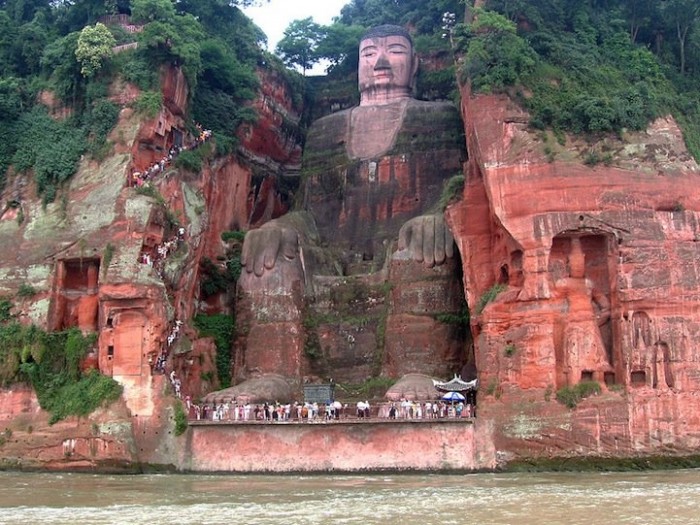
448 90 700 460
302 99 465 265
0 59 305 470
184 419 493 473
235 96 468 394
385 373 438 401
0 386 137 471
384 254 467 379
161 66 188 117
203 374 293 404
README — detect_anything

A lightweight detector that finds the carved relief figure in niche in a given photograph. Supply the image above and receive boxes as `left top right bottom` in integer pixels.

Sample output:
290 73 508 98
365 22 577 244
233 24 467 400
629 311 652 386
554 236 613 385
628 312 674 390
653 341 674 390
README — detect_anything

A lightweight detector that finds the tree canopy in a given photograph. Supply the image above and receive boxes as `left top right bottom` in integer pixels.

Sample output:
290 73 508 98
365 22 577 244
275 17 324 75
0 0 274 197
0 0 698 199
75 22 116 77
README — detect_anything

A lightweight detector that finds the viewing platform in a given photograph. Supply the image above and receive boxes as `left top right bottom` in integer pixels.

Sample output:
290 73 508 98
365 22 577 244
188 415 475 427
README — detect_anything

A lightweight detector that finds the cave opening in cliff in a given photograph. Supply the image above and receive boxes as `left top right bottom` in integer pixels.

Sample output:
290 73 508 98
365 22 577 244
50 258 101 331
631 370 646 386
62 258 100 291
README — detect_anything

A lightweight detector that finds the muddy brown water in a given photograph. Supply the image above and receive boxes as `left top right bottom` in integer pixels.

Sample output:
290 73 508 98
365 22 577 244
0 469 698 524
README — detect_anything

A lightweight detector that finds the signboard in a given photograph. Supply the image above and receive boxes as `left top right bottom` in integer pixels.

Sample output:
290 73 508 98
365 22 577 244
303 384 335 404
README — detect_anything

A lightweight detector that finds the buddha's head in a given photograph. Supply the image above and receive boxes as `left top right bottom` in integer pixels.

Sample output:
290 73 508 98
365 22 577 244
358 24 418 106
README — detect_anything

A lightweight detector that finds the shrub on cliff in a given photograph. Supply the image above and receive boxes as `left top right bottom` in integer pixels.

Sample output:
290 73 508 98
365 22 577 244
555 381 601 409
455 1 700 160
0 320 122 424
193 313 234 389
11 107 86 204
173 401 188 436
459 9 537 92
476 283 507 314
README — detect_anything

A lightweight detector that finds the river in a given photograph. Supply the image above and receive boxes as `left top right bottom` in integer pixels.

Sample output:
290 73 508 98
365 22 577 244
0 469 698 524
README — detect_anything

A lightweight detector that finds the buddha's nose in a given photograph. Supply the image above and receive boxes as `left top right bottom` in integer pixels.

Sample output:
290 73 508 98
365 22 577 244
374 55 391 70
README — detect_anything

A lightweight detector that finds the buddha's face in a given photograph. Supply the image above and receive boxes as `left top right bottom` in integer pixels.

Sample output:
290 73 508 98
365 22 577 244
358 34 417 104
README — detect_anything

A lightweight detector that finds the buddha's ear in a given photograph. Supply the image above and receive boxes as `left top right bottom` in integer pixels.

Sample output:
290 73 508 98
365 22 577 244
409 51 419 91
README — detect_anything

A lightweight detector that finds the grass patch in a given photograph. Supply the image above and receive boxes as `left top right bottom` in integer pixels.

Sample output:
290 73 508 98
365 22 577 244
102 243 115 273
476 283 507 314
193 314 234 389
173 401 188 436
17 284 37 298
555 380 601 409
438 174 465 210
4 325 124 424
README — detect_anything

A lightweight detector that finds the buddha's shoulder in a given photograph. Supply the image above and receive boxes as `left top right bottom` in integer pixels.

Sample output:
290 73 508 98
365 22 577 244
403 99 461 125
311 108 353 128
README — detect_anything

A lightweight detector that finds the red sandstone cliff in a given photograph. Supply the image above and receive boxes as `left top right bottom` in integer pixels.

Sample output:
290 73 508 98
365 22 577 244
448 89 700 462
0 62 304 470
3 53 700 472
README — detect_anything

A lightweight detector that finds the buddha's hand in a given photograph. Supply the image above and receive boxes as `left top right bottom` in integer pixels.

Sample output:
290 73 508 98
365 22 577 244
241 222 300 277
398 214 454 267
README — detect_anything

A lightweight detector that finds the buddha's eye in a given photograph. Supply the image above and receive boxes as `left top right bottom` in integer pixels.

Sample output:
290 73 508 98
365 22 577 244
388 45 408 55
361 47 377 58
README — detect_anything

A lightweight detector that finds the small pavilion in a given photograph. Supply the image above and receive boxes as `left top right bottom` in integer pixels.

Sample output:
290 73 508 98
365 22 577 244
434 375 478 411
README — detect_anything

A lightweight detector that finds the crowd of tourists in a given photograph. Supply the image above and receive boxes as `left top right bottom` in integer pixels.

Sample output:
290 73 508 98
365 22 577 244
150 319 183 375
138 226 186 276
186 398 474 423
169 369 182 398
128 125 212 187
387 399 473 419
128 123 211 405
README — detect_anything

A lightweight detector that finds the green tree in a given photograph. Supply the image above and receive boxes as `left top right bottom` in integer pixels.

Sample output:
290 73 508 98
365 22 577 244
0 11 19 76
175 0 267 61
3 0 50 24
131 0 176 23
621 0 658 43
41 31 83 103
339 0 463 35
314 23 365 75
16 13 51 76
75 22 116 77
276 17 323 75
461 9 537 91
137 13 204 88
661 0 700 75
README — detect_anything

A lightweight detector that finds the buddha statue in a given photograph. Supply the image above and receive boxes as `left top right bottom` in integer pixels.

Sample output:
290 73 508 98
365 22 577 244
231 25 468 401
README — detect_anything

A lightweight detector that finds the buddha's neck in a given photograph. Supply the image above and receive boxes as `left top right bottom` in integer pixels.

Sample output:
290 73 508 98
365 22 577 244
360 88 412 106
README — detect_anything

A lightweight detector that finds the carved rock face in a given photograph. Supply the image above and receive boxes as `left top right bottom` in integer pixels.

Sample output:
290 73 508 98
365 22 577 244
235 98 468 389
358 34 417 106
301 99 465 271
449 91 700 457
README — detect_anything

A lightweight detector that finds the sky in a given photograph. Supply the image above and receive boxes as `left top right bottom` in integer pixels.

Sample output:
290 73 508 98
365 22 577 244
241 0 349 74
